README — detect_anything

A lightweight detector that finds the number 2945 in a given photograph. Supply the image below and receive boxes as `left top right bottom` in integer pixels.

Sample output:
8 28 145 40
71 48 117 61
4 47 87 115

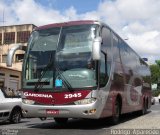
64 93 82 99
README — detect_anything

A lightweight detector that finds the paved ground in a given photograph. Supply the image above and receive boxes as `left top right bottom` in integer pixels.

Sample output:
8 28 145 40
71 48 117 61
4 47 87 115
0 102 160 135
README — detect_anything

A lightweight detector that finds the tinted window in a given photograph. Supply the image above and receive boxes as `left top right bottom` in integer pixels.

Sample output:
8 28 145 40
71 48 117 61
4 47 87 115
112 33 120 62
100 51 108 87
101 27 112 78
101 27 112 60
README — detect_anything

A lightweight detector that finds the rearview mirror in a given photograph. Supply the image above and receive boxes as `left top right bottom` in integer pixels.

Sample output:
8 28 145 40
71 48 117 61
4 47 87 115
7 45 26 67
92 37 102 60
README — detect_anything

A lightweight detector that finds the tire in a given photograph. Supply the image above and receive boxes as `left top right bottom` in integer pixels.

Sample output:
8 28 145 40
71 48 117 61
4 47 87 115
111 99 121 125
139 100 147 115
9 109 22 124
54 118 68 125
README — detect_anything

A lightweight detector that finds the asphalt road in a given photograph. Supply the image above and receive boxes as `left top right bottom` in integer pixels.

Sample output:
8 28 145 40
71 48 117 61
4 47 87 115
0 103 160 135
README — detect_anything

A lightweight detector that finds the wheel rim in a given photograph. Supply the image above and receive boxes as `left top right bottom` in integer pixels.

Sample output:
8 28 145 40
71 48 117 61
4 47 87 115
143 101 147 114
115 102 120 118
112 100 120 124
114 101 120 119
12 111 21 123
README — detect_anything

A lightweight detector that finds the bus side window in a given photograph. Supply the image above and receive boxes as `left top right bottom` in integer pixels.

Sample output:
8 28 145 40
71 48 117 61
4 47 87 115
100 51 108 87
101 26 112 77
101 27 112 60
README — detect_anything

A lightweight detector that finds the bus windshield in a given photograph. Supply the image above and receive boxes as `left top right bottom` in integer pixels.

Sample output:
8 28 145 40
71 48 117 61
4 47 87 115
23 24 98 91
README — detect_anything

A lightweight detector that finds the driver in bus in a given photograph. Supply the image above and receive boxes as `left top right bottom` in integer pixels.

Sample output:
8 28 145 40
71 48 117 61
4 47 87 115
87 60 94 69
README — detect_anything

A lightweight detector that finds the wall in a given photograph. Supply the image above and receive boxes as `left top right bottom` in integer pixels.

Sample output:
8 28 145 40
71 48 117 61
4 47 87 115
0 67 21 92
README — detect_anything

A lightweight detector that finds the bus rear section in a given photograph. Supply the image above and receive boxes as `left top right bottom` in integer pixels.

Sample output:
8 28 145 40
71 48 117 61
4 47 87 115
7 20 151 124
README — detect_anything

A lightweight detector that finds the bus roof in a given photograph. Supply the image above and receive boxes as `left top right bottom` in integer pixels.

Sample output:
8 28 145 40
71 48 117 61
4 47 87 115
35 20 99 30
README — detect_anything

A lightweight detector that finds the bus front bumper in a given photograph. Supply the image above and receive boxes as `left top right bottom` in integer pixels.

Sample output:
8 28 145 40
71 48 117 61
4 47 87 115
22 102 101 119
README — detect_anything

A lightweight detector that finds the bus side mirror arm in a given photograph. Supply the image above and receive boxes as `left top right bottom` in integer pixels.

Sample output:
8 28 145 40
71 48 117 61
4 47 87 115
92 37 102 60
6 45 26 67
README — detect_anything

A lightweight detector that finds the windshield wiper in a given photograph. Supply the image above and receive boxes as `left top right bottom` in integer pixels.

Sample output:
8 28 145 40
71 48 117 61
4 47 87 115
34 53 53 92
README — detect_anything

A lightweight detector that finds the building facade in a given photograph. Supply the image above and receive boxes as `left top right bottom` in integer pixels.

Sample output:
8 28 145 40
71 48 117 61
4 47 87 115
0 24 36 91
0 66 21 93
0 24 36 71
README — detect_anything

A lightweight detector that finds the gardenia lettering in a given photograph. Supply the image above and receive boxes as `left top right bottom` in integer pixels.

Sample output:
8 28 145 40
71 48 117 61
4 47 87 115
24 92 53 98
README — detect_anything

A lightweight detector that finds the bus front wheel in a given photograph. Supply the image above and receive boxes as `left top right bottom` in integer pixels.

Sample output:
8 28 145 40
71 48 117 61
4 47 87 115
111 99 121 125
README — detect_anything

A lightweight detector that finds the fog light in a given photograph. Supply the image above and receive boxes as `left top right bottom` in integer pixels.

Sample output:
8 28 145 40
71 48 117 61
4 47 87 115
89 109 96 114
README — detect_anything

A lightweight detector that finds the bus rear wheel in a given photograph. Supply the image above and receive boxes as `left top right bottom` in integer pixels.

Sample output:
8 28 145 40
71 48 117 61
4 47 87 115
141 99 147 115
54 118 68 125
111 99 121 125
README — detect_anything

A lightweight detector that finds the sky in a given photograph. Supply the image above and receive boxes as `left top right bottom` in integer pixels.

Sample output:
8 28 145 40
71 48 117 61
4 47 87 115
0 0 160 64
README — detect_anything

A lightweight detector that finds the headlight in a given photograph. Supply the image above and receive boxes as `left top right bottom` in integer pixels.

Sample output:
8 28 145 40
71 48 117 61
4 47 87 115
22 99 35 105
74 98 96 105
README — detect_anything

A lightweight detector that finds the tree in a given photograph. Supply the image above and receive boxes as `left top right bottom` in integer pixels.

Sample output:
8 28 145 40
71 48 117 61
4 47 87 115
155 60 160 67
150 60 160 97
150 64 160 84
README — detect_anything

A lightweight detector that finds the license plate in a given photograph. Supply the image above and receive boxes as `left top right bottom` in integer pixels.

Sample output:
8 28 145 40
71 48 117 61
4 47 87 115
46 109 59 115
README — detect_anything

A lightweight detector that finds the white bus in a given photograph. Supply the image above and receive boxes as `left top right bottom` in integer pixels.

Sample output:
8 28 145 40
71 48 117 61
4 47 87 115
7 20 151 124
